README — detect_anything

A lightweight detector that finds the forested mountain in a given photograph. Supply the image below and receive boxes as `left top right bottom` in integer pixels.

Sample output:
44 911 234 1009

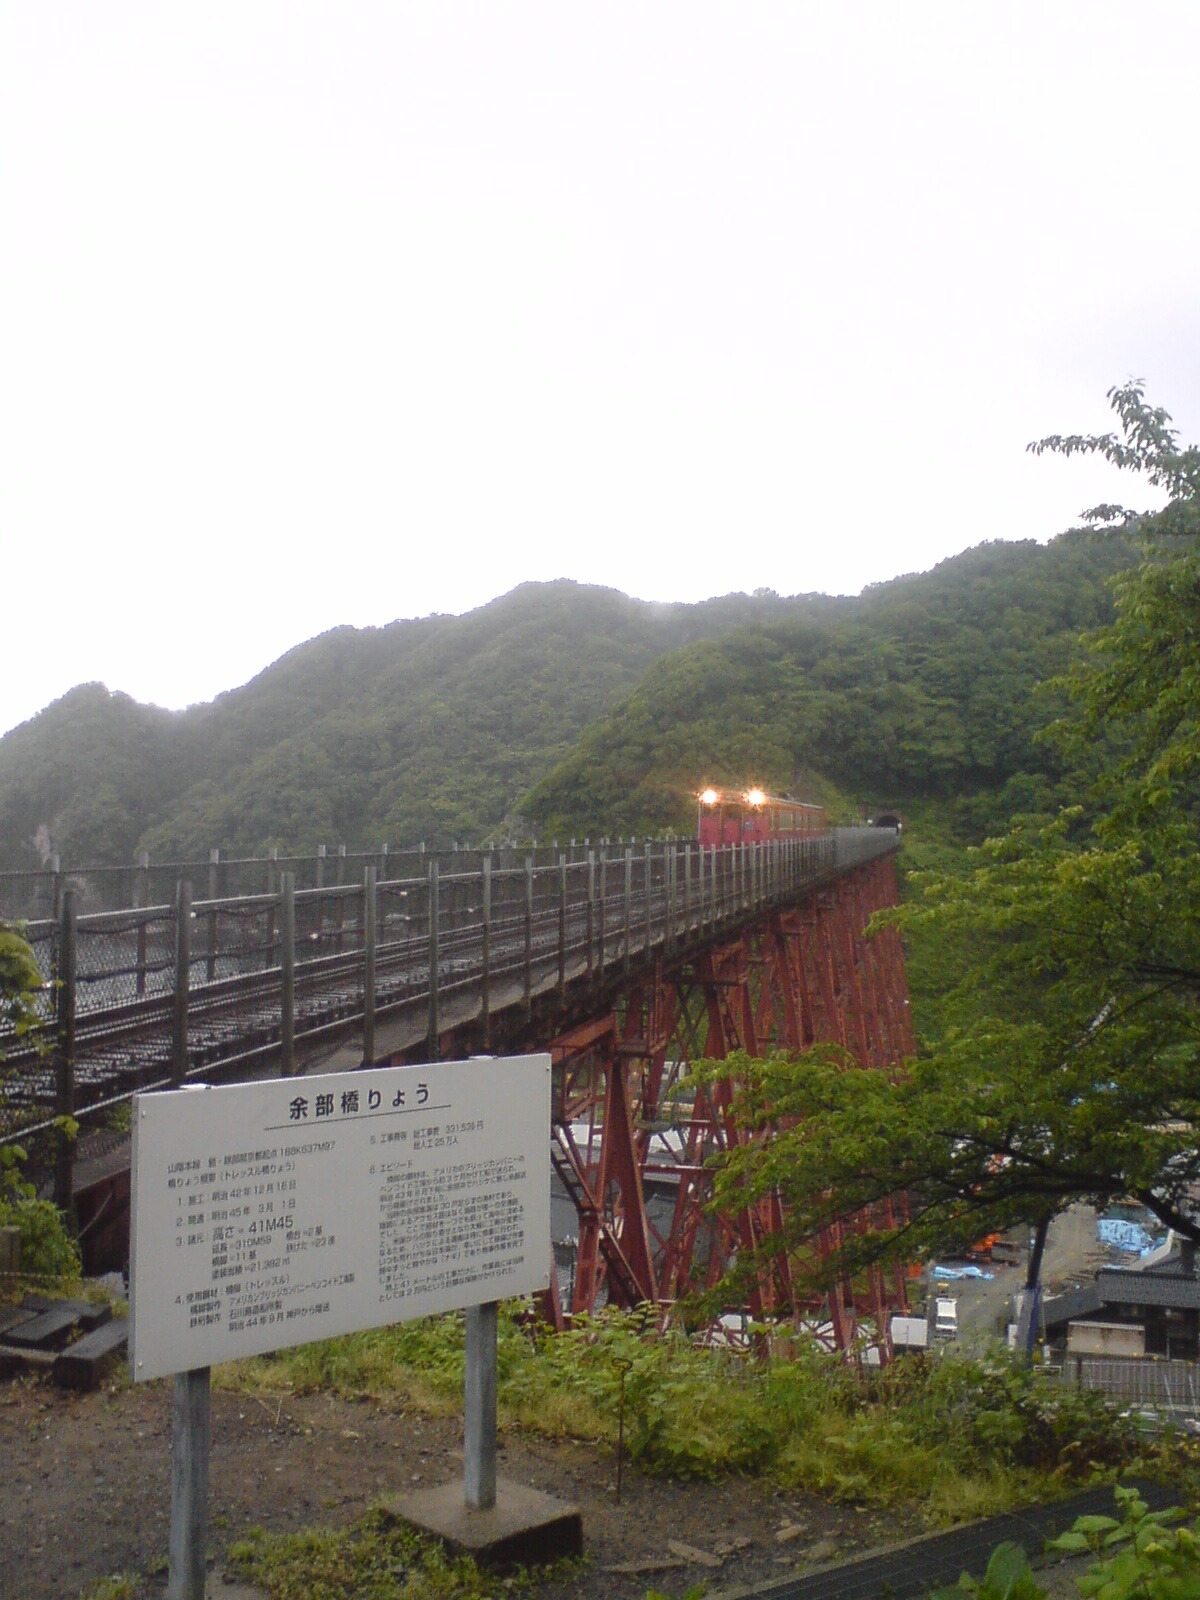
0 582 819 869
522 533 1136 840
0 535 1135 871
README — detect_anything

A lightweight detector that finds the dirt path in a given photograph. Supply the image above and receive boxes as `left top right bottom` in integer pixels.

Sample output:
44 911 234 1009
0 1375 921 1600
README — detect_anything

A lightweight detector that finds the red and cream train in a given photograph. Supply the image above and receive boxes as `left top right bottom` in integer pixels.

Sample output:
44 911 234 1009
696 786 826 848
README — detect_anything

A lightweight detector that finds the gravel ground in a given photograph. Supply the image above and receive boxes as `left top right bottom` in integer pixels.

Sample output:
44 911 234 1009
0 1376 923 1600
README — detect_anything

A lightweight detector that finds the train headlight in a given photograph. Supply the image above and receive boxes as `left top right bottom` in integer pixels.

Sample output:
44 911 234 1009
699 788 719 806
745 788 766 807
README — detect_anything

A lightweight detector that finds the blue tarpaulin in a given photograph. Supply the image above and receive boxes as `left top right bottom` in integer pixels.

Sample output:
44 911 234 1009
1097 1216 1166 1255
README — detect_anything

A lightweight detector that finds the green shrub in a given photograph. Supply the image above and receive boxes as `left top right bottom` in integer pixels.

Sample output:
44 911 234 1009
932 1541 1045 1600
1048 1484 1196 1599
937 1486 1199 1600
0 1195 81 1285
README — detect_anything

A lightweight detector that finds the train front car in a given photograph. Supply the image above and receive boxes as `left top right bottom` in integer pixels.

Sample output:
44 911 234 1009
696 786 826 847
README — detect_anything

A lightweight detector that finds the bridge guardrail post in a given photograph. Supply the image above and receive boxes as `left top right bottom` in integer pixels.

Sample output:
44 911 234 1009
695 843 702 931
623 848 633 973
597 851 607 973
54 887 76 1218
644 840 653 951
173 880 192 1089
135 851 150 997
586 851 595 979
523 858 533 1016
481 856 492 1044
428 861 440 1058
666 844 676 952
362 865 376 1066
336 844 347 952
206 851 220 982
265 850 279 969
279 873 295 1076
557 855 567 996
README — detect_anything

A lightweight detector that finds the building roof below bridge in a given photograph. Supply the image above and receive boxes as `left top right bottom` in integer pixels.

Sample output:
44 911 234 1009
1044 1265 1200 1331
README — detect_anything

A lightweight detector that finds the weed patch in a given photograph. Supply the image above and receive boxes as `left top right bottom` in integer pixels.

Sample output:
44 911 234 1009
217 1307 1177 1525
226 1510 528 1599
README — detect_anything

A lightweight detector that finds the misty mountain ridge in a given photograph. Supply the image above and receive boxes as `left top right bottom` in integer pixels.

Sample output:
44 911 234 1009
0 540 1135 872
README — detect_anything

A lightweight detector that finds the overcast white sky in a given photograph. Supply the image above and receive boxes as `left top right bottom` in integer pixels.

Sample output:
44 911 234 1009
3 3 1198 738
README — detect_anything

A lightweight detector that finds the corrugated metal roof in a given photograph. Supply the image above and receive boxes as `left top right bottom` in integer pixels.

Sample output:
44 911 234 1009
1094 1269 1200 1308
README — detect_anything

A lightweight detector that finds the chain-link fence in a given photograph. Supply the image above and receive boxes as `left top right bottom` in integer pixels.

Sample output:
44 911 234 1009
1058 1353 1200 1413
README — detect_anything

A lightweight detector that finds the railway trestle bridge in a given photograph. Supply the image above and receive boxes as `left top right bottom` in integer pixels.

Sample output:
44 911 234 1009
1 829 913 1356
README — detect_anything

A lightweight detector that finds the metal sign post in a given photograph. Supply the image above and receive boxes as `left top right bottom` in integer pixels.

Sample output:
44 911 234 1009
463 1302 498 1511
168 1367 210 1600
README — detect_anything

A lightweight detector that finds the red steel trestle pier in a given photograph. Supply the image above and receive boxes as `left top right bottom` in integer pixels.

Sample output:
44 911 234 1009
541 851 914 1359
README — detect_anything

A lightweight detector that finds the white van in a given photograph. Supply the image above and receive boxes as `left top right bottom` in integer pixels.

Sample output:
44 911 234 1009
934 1296 959 1339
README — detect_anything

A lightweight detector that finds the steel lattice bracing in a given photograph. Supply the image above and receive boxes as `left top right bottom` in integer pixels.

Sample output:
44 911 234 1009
542 852 914 1359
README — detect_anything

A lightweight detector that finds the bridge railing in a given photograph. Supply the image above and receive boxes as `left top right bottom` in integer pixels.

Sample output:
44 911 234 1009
0 837 697 922
0 829 900 1201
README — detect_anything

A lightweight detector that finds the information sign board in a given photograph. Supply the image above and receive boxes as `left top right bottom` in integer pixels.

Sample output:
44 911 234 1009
130 1055 550 1381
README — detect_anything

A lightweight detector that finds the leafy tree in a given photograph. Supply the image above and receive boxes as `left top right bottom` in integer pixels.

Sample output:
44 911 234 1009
705 384 1200 1328
0 921 42 1038
0 920 79 1283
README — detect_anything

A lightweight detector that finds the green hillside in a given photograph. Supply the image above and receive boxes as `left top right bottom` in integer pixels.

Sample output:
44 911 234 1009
521 533 1136 841
0 582 820 868
0 537 1135 871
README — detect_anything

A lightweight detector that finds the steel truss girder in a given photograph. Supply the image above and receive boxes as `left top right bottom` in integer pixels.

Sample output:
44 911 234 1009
542 854 914 1359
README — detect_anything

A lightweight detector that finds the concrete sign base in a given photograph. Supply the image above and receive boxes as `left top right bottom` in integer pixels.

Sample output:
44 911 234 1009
387 1477 583 1568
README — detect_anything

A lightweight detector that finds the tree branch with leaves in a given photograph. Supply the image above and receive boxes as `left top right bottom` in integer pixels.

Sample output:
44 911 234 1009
704 384 1200 1316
